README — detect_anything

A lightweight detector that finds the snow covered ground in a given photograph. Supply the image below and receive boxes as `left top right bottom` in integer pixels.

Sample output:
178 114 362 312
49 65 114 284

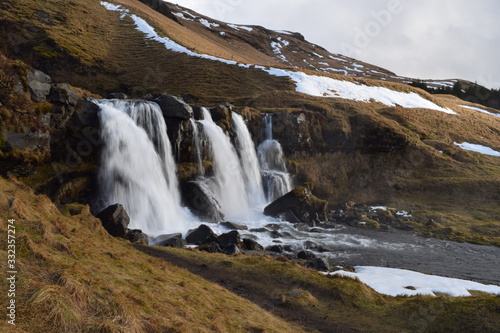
327 266 500 297
454 142 500 157
460 105 500 118
101 2 456 114
260 68 456 114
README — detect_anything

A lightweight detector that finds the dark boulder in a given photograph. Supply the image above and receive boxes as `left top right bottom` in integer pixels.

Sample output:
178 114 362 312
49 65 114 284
154 94 193 120
49 83 78 106
242 238 264 251
96 204 130 238
69 100 100 128
185 224 217 245
198 241 222 253
264 184 328 225
107 93 128 100
221 221 248 230
27 69 51 102
216 230 241 248
180 182 224 223
297 250 316 260
126 229 149 245
137 0 180 23
266 245 283 253
151 233 184 247
192 106 205 120
306 257 330 271
222 244 240 255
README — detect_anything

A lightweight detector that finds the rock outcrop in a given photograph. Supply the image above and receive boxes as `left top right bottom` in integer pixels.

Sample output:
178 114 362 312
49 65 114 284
264 183 328 225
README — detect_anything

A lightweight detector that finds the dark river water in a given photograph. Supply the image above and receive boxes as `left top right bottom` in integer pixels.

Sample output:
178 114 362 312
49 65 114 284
237 222 500 285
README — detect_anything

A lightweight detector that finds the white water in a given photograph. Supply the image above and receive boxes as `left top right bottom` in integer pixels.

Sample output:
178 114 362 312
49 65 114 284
198 108 252 220
189 118 203 174
257 114 292 202
97 100 190 236
232 113 266 207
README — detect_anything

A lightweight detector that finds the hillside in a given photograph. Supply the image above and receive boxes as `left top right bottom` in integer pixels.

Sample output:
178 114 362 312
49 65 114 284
0 0 500 331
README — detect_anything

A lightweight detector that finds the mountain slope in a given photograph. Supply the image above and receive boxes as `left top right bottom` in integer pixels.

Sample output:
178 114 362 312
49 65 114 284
1 0 499 244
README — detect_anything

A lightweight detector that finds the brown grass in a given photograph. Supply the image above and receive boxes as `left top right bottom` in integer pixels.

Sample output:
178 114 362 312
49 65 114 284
0 176 308 332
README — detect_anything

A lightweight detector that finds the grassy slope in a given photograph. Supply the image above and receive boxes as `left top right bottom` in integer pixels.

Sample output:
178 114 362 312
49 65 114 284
1 175 499 333
0 177 307 332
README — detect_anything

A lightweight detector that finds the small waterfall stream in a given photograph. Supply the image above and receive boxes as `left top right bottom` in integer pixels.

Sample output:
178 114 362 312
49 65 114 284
189 118 203 175
257 114 292 202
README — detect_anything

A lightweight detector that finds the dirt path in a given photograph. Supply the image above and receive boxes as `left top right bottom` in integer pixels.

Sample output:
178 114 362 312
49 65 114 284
133 244 360 333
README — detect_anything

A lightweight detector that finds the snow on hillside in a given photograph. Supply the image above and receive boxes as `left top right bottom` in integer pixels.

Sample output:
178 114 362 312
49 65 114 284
461 105 500 117
101 2 454 114
454 142 500 157
261 68 456 114
328 266 500 297
227 23 253 32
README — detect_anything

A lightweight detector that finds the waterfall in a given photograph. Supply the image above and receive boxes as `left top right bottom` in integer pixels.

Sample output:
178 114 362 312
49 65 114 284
257 114 292 202
232 113 266 207
198 108 252 220
189 118 203 174
263 113 273 141
96 100 189 236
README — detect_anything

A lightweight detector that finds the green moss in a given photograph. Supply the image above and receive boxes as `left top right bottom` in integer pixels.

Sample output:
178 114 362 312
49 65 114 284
33 44 60 59
35 102 53 115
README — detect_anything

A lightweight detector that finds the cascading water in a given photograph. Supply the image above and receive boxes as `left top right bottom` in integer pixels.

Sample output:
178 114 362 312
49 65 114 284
198 108 252 220
257 114 292 202
96 100 190 236
189 118 203 174
232 113 266 208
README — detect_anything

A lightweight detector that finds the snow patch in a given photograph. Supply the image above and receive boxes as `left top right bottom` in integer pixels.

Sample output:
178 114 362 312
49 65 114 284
396 210 412 218
199 18 220 29
274 30 293 35
454 142 500 157
329 55 348 62
344 66 363 73
228 23 253 32
460 105 500 118
261 68 456 114
328 266 500 297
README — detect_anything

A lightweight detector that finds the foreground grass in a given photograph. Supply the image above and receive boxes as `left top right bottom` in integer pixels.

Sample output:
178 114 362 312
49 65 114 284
136 246 500 333
0 176 307 332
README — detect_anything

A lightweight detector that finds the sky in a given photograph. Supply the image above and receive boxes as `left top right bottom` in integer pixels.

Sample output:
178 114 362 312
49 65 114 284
170 0 500 89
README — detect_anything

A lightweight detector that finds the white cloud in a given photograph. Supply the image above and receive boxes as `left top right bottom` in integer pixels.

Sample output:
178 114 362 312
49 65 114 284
172 0 500 89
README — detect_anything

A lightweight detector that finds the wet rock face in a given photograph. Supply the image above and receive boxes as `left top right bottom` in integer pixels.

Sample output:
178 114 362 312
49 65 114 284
154 94 193 120
180 182 224 223
209 103 233 132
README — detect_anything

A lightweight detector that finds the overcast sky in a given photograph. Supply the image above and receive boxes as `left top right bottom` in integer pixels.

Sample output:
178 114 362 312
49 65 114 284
172 0 500 89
